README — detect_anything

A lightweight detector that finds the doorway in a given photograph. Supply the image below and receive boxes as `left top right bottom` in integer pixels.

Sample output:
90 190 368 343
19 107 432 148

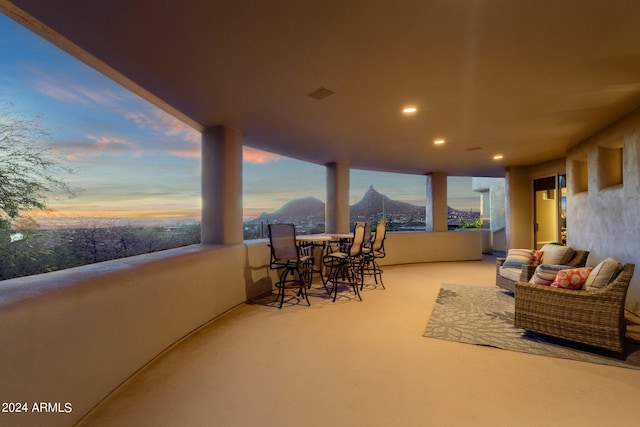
533 174 567 249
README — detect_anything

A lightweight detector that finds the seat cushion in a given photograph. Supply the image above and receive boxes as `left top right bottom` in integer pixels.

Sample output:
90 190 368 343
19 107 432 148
540 244 575 265
499 266 523 282
585 257 623 291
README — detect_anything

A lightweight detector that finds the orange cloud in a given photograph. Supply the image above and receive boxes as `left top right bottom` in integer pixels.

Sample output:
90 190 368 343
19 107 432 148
243 146 281 164
167 147 199 158
29 205 201 221
123 109 200 144
87 134 138 150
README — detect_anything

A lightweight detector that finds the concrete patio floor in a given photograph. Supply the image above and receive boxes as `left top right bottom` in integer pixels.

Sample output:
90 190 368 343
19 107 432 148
78 255 640 427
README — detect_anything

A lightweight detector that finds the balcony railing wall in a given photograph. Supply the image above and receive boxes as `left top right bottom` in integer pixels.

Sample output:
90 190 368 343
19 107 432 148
0 230 481 427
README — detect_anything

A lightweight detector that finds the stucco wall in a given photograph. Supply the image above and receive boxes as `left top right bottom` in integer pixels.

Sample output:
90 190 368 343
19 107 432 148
0 244 247 427
380 230 482 265
567 108 640 314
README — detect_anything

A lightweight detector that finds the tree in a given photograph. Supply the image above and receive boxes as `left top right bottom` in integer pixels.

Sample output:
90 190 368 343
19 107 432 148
0 100 74 229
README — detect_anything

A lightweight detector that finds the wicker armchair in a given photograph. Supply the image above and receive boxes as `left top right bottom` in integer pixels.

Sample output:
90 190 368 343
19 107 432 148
514 263 635 353
496 249 590 293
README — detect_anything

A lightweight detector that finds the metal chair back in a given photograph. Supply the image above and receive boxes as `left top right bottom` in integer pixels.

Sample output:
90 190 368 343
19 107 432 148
349 222 366 257
372 221 387 253
268 224 299 266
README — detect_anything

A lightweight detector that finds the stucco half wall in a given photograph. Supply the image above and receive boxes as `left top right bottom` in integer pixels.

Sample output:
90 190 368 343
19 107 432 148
379 230 482 265
0 231 481 426
0 244 247 427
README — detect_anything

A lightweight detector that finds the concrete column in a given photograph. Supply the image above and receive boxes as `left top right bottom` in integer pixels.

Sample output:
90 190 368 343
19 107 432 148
505 166 533 249
201 126 243 244
326 162 350 233
426 172 448 232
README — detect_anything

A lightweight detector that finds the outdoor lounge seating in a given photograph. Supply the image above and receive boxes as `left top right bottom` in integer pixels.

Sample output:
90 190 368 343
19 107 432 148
496 244 590 293
515 262 635 353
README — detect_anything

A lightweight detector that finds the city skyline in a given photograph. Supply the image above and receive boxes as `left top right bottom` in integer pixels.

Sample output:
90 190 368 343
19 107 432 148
1 14 480 226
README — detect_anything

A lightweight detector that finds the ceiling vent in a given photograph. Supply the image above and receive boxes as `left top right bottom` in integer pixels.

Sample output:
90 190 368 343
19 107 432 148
308 87 335 100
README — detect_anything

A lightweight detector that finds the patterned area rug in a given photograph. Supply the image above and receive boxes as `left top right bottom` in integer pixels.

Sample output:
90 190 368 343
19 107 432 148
423 284 640 370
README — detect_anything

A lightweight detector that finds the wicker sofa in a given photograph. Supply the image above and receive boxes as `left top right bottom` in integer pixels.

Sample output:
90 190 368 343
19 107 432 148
496 248 590 293
514 263 635 353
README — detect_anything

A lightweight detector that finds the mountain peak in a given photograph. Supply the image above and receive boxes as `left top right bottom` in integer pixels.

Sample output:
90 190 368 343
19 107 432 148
366 185 381 195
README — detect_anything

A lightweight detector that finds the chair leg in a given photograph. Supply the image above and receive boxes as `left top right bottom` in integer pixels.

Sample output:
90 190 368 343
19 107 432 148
276 267 311 309
325 261 338 295
351 268 362 301
374 260 385 289
296 266 311 306
354 261 363 300
361 255 385 290
331 260 363 302
331 263 342 302
277 268 292 309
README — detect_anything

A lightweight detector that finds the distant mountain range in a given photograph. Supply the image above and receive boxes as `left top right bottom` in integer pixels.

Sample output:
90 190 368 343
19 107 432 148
247 185 470 223
254 196 325 223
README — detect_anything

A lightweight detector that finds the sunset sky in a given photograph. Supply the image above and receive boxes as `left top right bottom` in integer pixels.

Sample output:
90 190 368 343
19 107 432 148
0 14 479 224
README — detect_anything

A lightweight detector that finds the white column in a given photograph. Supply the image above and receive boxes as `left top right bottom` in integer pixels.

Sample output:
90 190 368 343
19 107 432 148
326 162 350 233
426 172 448 232
201 126 243 244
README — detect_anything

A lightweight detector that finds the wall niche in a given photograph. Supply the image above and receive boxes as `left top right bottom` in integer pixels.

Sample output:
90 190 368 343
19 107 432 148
597 141 623 190
571 158 589 194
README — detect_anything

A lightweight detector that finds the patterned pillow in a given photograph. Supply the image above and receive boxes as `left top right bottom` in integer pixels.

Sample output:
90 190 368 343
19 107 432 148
503 249 535 268
531 250 544 267
584 258 623 290
530 264 573 286
551 267 593 290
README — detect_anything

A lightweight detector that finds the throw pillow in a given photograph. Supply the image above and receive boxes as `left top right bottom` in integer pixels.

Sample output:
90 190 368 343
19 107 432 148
531 250 544 267
584 257 623 290
540 244 575 265
530 264 573 286
551 267 593 290
503 249 535 268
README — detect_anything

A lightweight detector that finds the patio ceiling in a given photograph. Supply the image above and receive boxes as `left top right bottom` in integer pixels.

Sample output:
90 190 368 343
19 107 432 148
4 0 640 177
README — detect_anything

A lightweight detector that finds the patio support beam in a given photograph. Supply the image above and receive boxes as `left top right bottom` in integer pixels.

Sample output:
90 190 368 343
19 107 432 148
426 172 448 231
326 162 350 233
201 125 243 244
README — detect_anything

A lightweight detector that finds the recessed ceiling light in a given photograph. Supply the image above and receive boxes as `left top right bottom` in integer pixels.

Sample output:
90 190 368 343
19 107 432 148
434 139 445 145
493 154 504 160
402 106 417 114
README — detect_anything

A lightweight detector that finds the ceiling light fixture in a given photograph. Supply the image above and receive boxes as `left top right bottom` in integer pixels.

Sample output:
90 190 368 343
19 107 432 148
402 106 417 114
493 154 504 160
434 139 445 145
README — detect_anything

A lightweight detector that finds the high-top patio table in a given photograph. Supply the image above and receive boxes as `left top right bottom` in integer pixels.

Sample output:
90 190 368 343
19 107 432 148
296 234 333 286
324 233 354 253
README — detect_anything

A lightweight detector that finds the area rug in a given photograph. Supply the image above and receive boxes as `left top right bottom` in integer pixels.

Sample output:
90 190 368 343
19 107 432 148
423 283 640 370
